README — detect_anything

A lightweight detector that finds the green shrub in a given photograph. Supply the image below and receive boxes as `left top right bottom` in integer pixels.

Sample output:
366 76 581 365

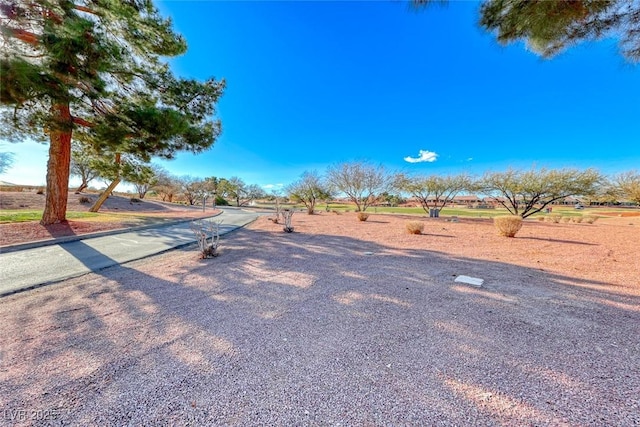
357 212 369 221
406 221 424 234
214 196 229 206
494 215 523 237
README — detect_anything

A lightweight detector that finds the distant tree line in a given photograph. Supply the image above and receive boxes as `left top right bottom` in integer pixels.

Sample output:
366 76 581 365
70 145 640 216
282 162 639 218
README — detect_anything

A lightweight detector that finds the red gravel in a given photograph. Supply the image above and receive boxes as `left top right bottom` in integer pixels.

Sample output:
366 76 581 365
0 212 638 425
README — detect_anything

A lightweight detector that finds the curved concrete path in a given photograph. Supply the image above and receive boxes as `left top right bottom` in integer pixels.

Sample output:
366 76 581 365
0 207 260 297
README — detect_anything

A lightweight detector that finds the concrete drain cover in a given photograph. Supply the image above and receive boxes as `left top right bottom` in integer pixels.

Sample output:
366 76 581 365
454 275 484 287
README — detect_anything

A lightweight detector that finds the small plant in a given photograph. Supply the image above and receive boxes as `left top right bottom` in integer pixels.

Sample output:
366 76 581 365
282 209 294 232
494 215 523 237
537 216 545 222
406 221 424 235
357 212 369 221
583 215 598 224
190 219 221 258
546 214 562 223
130 197 141 203
272 197 283 224
561 216 572 223
572 216 583 223
36 187 44 195
79 196 91 204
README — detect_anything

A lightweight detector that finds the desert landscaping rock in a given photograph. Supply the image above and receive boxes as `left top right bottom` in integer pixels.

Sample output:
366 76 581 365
0 210 639 425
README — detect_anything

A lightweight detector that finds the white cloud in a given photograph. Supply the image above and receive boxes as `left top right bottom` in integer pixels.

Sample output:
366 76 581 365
263 183 284 189
467 157 473 161
404 150 438 164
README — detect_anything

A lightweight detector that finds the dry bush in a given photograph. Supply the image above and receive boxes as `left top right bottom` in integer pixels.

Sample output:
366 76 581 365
572 216 583 223
406 221 424 235
130 197 141 203
562 216 572 223
190 219 221 258
545 214 562 223
357 212 369 221
494 215 523 237
0 186 24 192
537 216 545 222
36 187 44 195
583 215 598 224
282 209 294 232
79 196 91 204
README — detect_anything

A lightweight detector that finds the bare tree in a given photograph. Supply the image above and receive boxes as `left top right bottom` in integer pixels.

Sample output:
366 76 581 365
287 171 332 214
123 161 157 199
326 162 389 212
179 176 202 206
70 142 100 193
152 167 180 202
477 168 603 218
394 173 470 214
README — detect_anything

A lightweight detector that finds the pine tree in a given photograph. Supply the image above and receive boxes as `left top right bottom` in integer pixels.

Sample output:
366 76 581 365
1 1 224 224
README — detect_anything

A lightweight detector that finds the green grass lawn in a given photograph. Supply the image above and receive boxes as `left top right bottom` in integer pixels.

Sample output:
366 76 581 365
255 202 618 219
0 210 101 223
0 210 162 224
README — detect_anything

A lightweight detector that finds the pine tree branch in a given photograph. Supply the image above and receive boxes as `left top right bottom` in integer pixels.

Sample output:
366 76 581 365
7 27 39 46
72 116 94 127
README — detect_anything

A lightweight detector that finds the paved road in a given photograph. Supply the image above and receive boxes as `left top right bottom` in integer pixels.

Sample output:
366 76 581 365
0 208 260 296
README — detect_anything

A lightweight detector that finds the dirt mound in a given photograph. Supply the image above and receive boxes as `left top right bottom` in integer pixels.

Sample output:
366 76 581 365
0 190 195 213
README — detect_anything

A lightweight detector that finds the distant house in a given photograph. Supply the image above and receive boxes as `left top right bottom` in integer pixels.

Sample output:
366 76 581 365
452 195 482 206
555 196 584 206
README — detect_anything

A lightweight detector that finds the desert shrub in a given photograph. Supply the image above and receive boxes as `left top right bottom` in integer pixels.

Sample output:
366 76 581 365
493 215 523 237
130 197 141 203
214 196 229 206
545 214 562 223
406 221 424 234
583 215 598 224
572 216 583 223
36 187 44 195
562 216 572 223
0 186 24 192
79 196 91 204
537 216 545 222
357 212 369 221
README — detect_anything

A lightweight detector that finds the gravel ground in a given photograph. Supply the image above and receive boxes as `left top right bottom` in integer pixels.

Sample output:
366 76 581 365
0 212 639 426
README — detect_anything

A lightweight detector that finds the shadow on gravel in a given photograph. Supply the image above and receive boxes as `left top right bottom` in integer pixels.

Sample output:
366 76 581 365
517 236 599 246
1 227 638 425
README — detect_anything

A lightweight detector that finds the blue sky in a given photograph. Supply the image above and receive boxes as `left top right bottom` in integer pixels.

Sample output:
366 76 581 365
1 0 638 190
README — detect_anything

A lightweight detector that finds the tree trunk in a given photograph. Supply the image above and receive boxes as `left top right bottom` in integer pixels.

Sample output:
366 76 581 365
41 102 72 225
75 181 88 194
89 177 121 212
89 153 121 212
